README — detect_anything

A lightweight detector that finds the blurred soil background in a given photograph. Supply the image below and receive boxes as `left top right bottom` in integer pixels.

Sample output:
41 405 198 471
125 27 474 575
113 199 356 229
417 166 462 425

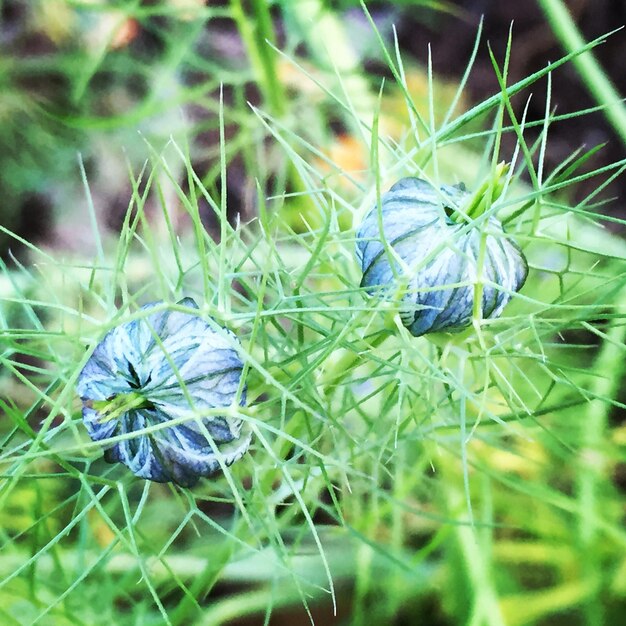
400 0 626 205
1 0 625 262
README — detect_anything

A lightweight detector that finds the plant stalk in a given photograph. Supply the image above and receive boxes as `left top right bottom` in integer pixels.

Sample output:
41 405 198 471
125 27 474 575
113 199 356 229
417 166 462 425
538 0 626 148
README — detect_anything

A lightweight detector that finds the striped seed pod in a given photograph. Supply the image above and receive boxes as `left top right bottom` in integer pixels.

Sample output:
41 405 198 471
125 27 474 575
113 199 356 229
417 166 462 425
77 298 250 487
355 176 527 337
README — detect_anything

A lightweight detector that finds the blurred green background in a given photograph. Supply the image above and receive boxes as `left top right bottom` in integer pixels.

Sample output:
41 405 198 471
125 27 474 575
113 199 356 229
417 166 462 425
2 0 625 259
2 2 626 625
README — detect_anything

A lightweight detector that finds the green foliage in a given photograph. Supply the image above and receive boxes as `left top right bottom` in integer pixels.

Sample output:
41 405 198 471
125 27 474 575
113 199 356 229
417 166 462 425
1 2 626 625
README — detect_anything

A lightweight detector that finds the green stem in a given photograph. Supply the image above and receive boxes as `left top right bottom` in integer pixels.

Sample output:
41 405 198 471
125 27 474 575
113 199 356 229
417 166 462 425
435 347 505 626
230 0 285 115
232 0 328 232
317 328 392 392
169 526 240 626
439 461 506 626
538 0 626 148
576 302 626 626
282 0 375 131
453 161 509 223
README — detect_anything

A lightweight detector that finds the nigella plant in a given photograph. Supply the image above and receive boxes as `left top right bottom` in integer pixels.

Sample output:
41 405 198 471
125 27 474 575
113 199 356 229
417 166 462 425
77 298 250 487
355 166 528 337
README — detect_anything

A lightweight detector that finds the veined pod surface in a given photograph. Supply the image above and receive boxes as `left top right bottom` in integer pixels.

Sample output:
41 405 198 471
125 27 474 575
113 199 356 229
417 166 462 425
77 298 250 487
355 177 528 337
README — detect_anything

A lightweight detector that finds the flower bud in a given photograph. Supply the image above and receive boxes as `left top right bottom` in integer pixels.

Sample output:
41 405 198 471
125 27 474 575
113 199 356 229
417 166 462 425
77 298 250 487
355 177 527 337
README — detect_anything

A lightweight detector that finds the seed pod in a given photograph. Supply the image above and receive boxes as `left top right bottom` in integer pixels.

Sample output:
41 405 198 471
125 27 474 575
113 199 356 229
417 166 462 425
77 298 250 487
355 177 527 337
